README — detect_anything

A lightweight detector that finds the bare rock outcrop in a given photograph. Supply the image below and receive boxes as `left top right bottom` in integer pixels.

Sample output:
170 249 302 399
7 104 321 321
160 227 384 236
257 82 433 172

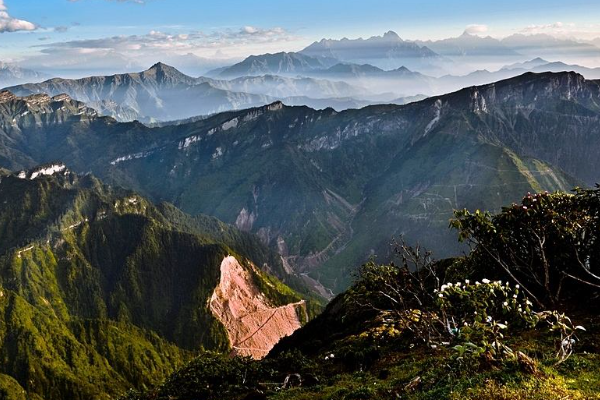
209 256 304 359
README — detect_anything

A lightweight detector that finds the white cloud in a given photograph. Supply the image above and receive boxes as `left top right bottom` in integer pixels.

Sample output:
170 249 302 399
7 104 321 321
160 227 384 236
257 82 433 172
0 0 36 33
20 26 303 75
520 22 570 35
464 24 489 36
518 21 600 41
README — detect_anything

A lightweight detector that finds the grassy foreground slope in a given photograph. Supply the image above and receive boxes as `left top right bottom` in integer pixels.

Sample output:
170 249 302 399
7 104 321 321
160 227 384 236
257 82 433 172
124 187 600 400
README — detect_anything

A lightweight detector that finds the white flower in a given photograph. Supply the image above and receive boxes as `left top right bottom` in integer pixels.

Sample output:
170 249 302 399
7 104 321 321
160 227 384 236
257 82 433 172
465 279 470 284
447 282 453 287
330 353 335 358
456 282 462 287
486 316 492 322
503 301 508 307
440 285 447 291
513 294 518 299
438 293 444 298
482 278 491 284
475 281 481 285
515 284 520 289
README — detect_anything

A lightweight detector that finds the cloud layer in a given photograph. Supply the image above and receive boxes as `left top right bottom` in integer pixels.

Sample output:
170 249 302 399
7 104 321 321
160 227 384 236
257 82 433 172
22 26 302 75
519 21 600 41
0 0 36 33
464 24 489 35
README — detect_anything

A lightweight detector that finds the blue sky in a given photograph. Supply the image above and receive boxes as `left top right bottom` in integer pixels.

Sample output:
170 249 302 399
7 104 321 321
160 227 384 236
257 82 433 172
2 0 600 75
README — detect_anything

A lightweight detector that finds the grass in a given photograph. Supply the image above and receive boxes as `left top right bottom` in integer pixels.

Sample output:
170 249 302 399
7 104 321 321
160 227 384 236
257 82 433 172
265 349 600 400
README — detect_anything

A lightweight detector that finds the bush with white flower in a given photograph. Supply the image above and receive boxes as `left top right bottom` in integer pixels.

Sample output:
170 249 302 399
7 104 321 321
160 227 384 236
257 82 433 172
435 279 584 364
349 240 585 367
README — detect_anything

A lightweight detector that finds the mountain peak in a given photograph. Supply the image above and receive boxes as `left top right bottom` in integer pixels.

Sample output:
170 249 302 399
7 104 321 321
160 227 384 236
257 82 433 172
144 62 190 79
147 62 180 74
531 57 549 63
266 100 285 111
149 61 169 69
383 30 401 40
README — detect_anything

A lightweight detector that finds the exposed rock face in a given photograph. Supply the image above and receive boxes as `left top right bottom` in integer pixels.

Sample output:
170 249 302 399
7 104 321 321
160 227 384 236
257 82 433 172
210 256 305 359
235 207 257 232
18 163 68 180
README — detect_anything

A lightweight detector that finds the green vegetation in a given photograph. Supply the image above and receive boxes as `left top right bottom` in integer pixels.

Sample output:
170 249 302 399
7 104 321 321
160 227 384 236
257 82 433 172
2 72 600 399
0 170 314 400
3 72 597 294
124 188 600 400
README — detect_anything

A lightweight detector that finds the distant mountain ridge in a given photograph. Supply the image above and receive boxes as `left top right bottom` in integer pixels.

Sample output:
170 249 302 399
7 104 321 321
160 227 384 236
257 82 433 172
4 62 272 122
0 62 48 87
301 31 447 74
419 32 521 57
6 62 401 120
211 52 338 78
501 33 600 59
207 73 368 99
1 71 598 295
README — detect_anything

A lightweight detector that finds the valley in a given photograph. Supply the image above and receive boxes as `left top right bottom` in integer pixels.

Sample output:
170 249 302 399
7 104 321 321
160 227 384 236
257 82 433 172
1 71 595 293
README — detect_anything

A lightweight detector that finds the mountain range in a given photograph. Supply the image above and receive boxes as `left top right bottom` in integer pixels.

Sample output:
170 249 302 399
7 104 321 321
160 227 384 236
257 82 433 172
211 52 339 79
0 163 317 399
203 50 600 100
6 43 600 126
1 71 599 295
501 33 600 61
6 63 404 122
300 31 449 74
0 62 48 87
4 63 271 123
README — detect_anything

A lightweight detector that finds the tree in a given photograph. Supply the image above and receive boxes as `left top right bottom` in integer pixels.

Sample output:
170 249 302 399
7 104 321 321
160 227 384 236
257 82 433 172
450 188 600 308
348 239 447 345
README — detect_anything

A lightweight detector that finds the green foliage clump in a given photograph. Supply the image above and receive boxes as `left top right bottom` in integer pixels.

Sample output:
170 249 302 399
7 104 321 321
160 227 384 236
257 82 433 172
438 280 584 364
0 171 313 400
451 188 600 307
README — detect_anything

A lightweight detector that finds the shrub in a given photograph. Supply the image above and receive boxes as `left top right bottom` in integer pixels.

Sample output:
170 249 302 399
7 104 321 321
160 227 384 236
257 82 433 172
450 189 600 308
437 280 585 364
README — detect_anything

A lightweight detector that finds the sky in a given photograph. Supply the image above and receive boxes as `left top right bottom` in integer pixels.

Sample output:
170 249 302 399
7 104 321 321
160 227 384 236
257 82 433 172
2 0 600 76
